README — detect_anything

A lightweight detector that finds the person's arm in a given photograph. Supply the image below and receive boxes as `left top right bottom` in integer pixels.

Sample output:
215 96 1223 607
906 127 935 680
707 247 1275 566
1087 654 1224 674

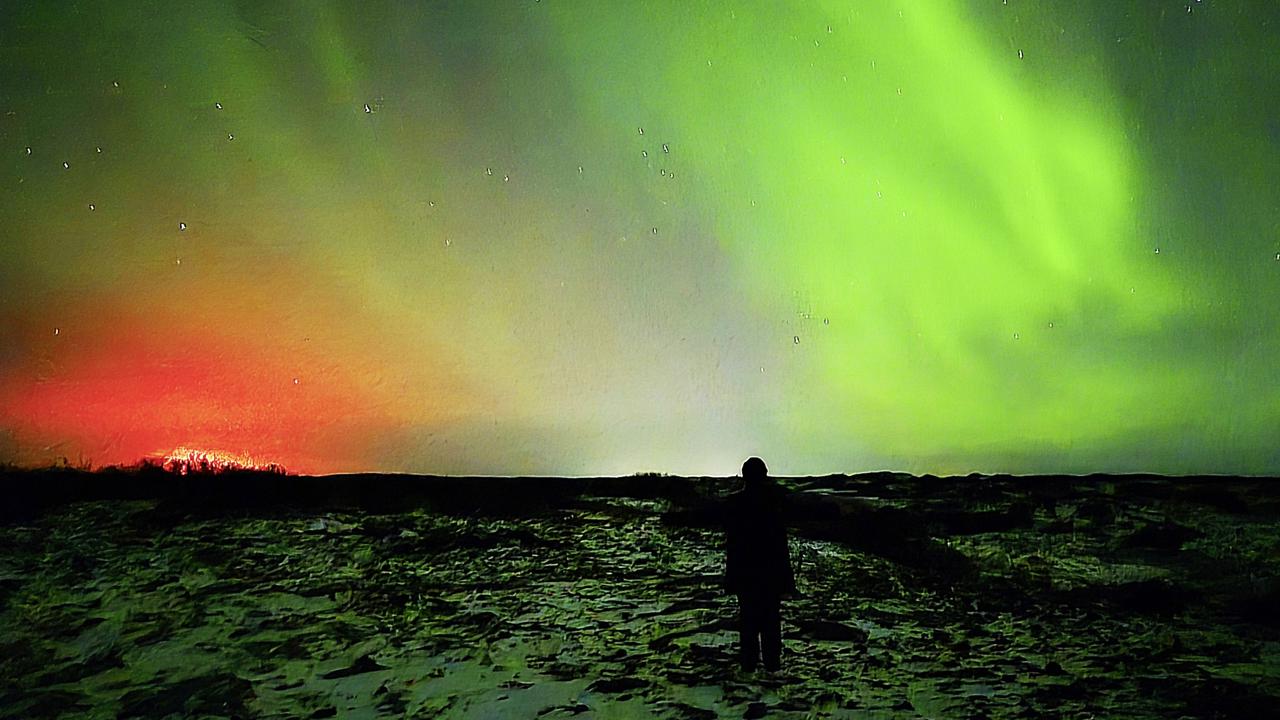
773 488 798 596
779 531 797 597
723 496 743 593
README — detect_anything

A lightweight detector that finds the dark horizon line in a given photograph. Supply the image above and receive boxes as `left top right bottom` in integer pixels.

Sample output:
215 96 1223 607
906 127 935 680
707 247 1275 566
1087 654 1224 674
6 464 1279 482
314 470 1280 481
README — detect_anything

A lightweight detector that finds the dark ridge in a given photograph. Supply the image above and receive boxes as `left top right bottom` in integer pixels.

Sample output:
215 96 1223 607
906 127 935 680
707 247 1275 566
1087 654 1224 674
2 467 1277 523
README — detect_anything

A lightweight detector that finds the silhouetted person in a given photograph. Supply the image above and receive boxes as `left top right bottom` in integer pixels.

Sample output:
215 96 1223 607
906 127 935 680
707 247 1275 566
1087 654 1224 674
724 457 795 673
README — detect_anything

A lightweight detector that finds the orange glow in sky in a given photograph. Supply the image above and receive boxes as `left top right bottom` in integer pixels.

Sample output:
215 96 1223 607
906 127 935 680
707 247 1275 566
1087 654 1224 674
0 272 480 474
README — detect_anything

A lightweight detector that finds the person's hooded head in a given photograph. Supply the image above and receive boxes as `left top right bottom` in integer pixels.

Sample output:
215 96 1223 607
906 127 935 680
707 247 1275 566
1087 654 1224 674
742 457 770 490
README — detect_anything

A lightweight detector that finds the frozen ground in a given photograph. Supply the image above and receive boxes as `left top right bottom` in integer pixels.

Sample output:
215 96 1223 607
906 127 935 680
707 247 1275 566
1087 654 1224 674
1 472 1278 718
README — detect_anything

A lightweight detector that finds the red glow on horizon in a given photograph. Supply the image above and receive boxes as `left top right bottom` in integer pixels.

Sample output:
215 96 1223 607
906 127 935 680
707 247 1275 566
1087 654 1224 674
1 273 483 475
0 296 428 475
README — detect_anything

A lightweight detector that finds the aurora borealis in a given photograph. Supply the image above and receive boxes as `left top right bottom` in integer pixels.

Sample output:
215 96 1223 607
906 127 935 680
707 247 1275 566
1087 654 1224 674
1 1 1277 476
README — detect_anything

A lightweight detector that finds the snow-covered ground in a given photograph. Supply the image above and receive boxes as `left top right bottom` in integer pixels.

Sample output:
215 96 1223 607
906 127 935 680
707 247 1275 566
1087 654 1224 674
1 474 1277 717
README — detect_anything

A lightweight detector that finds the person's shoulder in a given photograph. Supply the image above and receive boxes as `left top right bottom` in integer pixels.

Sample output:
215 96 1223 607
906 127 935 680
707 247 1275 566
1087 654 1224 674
725 488 755 511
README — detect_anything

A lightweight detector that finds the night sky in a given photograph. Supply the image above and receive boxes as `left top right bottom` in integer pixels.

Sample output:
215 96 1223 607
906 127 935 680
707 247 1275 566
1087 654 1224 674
2 1 1278 476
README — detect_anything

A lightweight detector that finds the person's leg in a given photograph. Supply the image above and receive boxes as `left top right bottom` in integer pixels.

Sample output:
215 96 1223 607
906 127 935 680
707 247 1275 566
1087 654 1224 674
760 596 782 671
737 593 761 671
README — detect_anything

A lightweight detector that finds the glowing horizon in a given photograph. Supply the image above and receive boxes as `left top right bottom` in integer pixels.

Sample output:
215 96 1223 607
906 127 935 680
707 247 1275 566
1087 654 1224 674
2 1 1278 476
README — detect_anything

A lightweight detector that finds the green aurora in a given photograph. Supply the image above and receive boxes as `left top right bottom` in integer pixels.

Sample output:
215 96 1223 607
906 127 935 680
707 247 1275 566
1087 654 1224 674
1 1 1278 475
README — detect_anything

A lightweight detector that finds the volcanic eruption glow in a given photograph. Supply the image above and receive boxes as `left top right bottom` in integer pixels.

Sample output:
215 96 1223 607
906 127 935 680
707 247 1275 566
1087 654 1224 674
160 447 287 475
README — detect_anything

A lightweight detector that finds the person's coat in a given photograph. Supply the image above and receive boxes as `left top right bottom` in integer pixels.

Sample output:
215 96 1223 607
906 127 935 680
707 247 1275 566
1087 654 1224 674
724 481 796 597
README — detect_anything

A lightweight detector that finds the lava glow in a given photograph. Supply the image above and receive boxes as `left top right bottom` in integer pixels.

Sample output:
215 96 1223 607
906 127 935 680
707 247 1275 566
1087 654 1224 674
161 447 287 475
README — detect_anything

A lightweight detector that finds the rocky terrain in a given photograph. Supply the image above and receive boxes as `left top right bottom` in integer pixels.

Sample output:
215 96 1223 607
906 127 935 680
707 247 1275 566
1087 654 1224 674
1 469 1278 718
